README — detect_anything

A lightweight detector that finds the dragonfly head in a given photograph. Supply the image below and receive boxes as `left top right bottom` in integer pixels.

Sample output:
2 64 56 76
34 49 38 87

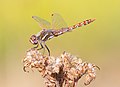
29 35 38 45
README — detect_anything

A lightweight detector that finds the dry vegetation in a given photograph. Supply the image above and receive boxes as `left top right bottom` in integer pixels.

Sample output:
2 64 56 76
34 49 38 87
23 48 100 87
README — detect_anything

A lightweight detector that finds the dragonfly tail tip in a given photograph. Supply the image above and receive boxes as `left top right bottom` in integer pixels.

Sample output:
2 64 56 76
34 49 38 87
93 18 96 21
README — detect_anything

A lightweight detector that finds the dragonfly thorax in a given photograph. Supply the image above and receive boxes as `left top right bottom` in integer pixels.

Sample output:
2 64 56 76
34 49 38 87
36 29 55 42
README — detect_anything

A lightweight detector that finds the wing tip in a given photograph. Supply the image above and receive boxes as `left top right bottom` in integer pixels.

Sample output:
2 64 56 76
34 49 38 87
32 16 35 18
51 13 54 16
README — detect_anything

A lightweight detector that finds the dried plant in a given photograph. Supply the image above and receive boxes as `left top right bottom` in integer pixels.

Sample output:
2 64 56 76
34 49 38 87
23 48 100 87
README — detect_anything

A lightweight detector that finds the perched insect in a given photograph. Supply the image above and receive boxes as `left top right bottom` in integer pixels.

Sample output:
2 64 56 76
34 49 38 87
30 13 95 56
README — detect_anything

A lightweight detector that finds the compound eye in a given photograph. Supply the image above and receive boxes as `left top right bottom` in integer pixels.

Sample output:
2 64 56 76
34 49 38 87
32 36 36 40
30 35 38 44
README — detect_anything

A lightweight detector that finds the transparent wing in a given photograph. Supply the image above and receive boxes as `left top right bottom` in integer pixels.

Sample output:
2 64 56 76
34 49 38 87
32 16 51 29
51 13 68 29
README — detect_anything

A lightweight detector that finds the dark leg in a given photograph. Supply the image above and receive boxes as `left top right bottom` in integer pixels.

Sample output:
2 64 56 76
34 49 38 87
44 43 50 56
37 42 46 55
37 43 44 50
33 44 39 48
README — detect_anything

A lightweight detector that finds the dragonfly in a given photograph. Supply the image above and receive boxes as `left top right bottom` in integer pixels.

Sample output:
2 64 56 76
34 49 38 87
29 13 95 56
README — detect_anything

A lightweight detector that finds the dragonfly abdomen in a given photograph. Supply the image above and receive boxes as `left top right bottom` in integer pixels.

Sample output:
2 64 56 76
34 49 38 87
52 28 70 36
68 18 96 30
52 18 96 37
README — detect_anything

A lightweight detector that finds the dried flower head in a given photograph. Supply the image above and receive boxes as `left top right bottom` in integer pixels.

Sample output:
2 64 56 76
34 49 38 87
23 48 100 87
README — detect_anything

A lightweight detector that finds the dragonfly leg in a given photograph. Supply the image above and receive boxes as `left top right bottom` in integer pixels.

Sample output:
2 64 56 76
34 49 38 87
37 42 46 55
33 44 39 48
43 43 50 56
37 42 44 50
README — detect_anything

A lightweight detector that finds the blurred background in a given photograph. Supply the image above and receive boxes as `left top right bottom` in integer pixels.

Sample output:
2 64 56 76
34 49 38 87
0 0 120 87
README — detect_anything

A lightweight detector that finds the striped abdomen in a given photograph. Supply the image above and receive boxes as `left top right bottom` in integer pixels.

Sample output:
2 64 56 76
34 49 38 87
53 18 95 36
